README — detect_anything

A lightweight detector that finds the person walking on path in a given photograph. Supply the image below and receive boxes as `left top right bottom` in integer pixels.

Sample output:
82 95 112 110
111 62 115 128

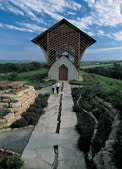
55 81 60 94
51 83 55 94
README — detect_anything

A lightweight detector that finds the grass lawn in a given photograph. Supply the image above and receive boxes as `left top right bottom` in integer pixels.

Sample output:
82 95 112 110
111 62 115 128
0 68 55 89
94 74 122 91
16 69 47 80
71 71 122 113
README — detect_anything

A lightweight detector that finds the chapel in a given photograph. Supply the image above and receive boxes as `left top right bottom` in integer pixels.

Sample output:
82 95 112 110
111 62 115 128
32 18 96 80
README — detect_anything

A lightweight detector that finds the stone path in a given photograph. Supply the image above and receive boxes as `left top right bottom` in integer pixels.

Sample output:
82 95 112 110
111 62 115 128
21 82 86 169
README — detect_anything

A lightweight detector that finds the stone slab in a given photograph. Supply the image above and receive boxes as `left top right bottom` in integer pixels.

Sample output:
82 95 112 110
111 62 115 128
60 127 79 136
22 147 54 166
0 81 24 89
58 144 86 169
0 127 33 154
22 158 53 169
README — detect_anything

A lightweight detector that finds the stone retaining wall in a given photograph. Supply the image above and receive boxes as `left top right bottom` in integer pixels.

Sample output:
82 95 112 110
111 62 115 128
0 86 38 129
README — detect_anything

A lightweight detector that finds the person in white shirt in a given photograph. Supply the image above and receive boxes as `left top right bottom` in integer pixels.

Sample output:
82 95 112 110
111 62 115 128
51 83 55 94
55 81 60 94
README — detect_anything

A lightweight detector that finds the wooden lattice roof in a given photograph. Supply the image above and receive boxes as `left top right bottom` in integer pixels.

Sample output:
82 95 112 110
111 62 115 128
32 18 96 49
32 18 96 70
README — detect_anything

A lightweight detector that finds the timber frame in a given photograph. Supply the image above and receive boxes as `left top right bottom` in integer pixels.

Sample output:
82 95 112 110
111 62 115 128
32 18 96 71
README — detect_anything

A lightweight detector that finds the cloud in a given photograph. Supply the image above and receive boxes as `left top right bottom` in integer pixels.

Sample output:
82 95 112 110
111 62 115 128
93 0 122 27
69 16 93 30
0 0 81 22
6 3 24 16
0 1 24 16
18 23 46 32
112 31 122 41
45 0 81 12
0 23 3 27
87 46 122 54
5 24 33 32
0 21 46 33
68 0 122 40
67 11 76 16
97 30 105 36
23 0 81 21
0 2 5 10
0 0 122 42
5 0 43 23
83 0 95 6
1 0 122 28
87 31 95 36
103 31 122 41
0 20 45 33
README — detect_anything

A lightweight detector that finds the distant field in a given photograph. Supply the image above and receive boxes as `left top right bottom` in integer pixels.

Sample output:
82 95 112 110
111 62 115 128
94 74 122 91
0 60 42 64
0 60 121 65
81 60 122 68
0 68 48 88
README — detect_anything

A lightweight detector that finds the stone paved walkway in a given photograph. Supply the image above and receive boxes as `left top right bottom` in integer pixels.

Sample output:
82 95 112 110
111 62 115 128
21 82 86 169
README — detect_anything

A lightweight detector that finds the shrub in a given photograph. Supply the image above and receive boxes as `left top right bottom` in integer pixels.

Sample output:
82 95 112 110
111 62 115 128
11 117 28 128
69 80 83 85
73 102 81 112
0 110 9 118
35 95 48 108
10 94 49 128
6 155 24 169
22 112 39 125
8 73 18 81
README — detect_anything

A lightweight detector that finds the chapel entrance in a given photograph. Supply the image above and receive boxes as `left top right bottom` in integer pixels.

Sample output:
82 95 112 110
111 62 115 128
59 64 68 80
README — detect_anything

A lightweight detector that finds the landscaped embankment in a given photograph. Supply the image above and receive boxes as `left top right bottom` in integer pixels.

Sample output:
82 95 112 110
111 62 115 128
71 71 122 169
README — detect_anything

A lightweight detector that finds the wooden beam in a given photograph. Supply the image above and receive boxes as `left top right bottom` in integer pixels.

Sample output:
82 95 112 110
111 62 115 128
47 31 50 70
78 32 81 74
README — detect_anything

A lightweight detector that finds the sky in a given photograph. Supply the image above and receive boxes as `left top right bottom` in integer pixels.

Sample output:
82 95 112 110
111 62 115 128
0 0 122 62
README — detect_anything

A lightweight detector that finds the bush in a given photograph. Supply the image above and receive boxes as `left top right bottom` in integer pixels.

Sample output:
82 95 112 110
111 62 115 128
69 80 83 85
78 133 91 153
8 73 18 81
73 102 81 112
0 62 47 73
35 95 48 108
11 117 28 128
23 112 39 125
0 110 9 118
10 94 49 128
6 155 24 169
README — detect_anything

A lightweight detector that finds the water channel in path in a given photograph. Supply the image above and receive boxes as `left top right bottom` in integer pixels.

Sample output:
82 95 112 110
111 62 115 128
53 82 64 169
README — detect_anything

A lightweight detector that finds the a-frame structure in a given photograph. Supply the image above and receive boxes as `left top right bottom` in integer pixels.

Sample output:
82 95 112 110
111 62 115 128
32 18 96 80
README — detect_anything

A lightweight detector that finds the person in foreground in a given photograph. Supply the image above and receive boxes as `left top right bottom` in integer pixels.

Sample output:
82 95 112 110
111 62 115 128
55 81 60 94
51 82 55 94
